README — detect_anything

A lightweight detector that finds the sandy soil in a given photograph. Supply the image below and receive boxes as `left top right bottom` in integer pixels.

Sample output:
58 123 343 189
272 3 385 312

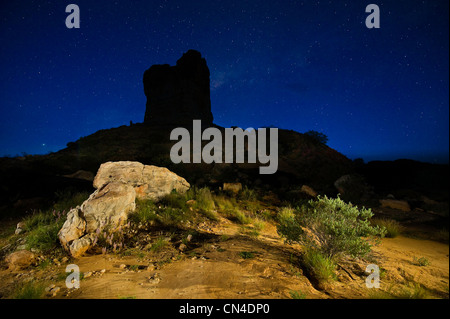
0 217 448 299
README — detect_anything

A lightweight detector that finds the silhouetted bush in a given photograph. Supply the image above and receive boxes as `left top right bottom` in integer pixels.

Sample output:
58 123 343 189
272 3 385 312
304 130 328 145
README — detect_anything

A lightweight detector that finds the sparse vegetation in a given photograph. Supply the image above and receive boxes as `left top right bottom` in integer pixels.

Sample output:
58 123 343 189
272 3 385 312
371 218 402 238
301 248 337 283
413 256 430 267
193 187 216 212
238 186 258 201
131 199 158 224
289 289 307 299
21 210 66 252
1 182 447 300
150 237 169 253
369 282 429 299
11 281 46 299
17 191 90 252
26 222 63 251
222 207 252 224
397 282 429 299
238 251 256 259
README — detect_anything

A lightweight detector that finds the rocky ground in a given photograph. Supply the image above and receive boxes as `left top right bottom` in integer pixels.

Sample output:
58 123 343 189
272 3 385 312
0 201 448 300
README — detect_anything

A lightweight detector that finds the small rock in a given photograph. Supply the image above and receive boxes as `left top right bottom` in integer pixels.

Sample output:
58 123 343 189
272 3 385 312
51 286 61 293
100 269 106 274
178 243 187 251
148 274 160 284
300 185 318 197
186 199 196 206
83 271 93 278
17 221 26 229
186 234 193 242
119 264 127 269
15 222 25 235
45 284 56 293
5 250 36 270
61 257 69 263
50 286 61 297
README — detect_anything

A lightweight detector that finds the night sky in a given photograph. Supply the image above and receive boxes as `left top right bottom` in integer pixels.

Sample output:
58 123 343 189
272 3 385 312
1 0 448 163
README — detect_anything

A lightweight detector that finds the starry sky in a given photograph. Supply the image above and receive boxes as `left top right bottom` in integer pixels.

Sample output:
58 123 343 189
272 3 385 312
0 0 448 163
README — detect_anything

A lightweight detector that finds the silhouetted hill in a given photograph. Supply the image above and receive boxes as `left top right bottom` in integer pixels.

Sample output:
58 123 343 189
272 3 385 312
0 123 355 217
359 159 449 201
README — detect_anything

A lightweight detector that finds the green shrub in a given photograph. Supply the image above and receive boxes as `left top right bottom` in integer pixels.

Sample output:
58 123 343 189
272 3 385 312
289 290 307 299
252 218 265 231
397 283 429 299
11 281 46 299
130 199 158 224
222 208 251 224
372 283 430 299
413 256 430 267
21 209 66 252
276 207 304 243
160 191 188 210
371 218 402 238
214 195 236 211
22 210 56 232
158 207 188 226
239 186 258 201
277 196 386 259
238 251 256 259
19 191 90 252
199 209 219 221
150 237 168 253
302 248 336 283
194 187 215 212
26 223 62 251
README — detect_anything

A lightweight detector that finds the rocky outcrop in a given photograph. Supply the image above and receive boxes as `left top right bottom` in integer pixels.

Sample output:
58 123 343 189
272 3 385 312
59 182 136 258
379 199 411 212
93 161 190 201
143 50 214 126
58 162 190 258
334 174 373 202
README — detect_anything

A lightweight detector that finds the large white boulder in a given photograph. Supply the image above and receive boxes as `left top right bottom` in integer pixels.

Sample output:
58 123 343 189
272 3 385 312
58 162 190 258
